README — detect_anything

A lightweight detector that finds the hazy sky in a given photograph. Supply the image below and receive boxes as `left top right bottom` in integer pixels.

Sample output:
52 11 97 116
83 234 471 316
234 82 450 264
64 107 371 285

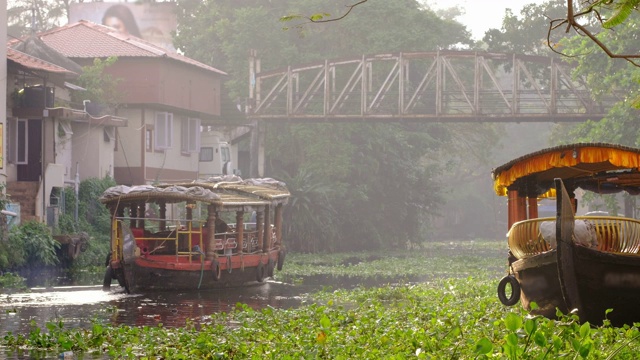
429 0 548 40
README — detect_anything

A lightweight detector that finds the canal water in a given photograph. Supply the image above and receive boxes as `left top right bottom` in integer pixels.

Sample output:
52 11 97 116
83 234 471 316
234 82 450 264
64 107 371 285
0 280 312 338
0 278 326 359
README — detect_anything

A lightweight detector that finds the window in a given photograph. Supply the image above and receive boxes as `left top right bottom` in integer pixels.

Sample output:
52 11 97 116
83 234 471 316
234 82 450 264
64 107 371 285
145 127 153 152
199 147 213 162
154 112 173 150
181 117 201 154
6 119 14 164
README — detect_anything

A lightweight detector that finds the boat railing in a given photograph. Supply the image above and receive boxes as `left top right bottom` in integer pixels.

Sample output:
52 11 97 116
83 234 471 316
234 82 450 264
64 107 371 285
112 217 275 262
508 216 640 259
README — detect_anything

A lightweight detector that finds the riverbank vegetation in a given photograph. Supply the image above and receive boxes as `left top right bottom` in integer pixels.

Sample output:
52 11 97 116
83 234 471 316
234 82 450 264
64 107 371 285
2 240 640 358
0 177 115 289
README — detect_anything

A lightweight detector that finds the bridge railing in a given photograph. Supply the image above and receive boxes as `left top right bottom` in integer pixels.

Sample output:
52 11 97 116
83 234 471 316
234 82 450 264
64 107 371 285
248 51 620 122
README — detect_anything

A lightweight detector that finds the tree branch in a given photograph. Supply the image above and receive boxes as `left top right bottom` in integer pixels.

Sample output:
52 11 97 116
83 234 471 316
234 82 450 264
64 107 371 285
280 1 368 28
548 0 640 66
307 0 368 23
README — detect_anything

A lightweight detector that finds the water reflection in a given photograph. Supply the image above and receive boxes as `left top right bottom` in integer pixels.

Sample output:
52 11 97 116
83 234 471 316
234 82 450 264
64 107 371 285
0 281 307 338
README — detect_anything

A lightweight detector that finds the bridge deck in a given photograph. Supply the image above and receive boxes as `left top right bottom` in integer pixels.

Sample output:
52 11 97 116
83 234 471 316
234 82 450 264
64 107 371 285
247 51 618 123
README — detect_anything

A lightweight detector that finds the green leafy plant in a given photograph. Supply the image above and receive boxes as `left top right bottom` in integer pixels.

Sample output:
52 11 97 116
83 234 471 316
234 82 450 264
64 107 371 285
7 221 59 270
70 56 122 111
0 182 10 242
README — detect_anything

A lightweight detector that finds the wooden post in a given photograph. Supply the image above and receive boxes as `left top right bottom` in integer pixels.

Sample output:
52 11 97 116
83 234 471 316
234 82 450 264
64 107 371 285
256 210 264 252
275 204 283 246
186 202 193 259
262 206 271 252
159 202 166 231
517 196 527 222
129 206 136 229
109 204 118 262
138 203 145 229
508 190 518 230
206 204 216 261
236 211 244 254
527 197 538 219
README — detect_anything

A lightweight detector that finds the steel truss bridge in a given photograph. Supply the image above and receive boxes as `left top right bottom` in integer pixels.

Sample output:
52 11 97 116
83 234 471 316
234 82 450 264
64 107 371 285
247 50 619 123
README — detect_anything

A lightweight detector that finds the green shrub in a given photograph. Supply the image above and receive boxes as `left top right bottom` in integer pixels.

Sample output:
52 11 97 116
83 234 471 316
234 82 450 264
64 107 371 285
0 182 10 242
57 177 115 269
0 272 27 290
7 221 59 270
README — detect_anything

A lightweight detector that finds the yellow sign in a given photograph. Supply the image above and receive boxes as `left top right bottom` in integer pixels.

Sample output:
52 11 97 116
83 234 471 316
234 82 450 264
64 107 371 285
0 123 3 169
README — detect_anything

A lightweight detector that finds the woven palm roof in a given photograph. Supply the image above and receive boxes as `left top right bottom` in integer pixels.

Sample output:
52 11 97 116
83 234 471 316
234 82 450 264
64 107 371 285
100 177 290 207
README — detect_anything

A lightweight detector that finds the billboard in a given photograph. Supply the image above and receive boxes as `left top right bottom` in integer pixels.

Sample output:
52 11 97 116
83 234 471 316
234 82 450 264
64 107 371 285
69 2 177 51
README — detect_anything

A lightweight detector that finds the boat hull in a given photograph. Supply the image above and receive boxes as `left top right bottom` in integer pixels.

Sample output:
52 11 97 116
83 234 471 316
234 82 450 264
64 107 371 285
511 246 640 326
512 251 566 319
110 250 281 292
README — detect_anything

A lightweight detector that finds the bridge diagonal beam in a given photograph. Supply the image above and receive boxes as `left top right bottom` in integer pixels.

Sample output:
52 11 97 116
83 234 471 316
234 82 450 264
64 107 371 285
292 67 325 114
516 60 551 112
403 57 437 113
253 71 288 114
554 63 595 113
441 56 475 113
330 60 364 114
248 51 615 123
478 56 512 111
368 59 400 113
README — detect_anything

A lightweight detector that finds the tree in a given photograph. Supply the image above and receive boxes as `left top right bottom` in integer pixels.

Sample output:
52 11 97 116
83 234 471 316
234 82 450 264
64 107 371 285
483 0 567 56
175 0 498 250
7 0 71 39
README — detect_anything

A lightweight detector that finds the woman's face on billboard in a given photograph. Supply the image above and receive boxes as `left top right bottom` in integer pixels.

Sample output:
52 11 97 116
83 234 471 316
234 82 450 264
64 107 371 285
103 16 128 35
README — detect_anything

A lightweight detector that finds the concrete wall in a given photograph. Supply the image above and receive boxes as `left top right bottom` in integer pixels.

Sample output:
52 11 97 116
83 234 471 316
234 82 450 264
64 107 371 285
71 121 115 181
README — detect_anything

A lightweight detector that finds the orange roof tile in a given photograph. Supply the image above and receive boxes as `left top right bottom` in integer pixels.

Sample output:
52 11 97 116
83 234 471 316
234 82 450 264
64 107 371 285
31 20 227 76
7 47 77 76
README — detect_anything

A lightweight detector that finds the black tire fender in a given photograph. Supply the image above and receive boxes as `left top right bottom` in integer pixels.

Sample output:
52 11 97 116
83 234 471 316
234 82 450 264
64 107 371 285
105 252 112 267
267 258 275 278
276 249 286 271
102 265 113 291
211 259 221 281
256 261 265 282
497 275 521 306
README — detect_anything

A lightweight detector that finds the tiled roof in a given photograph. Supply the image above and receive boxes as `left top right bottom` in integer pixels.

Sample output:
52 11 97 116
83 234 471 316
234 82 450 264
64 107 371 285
7 47 77 76
32 20 227 76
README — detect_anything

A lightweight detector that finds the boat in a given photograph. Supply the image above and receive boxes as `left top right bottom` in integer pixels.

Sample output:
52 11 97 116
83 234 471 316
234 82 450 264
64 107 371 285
99 175 290 293
492 143 640 326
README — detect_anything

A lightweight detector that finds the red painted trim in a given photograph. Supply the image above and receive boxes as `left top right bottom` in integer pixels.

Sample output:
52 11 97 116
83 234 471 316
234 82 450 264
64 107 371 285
134 251 278 271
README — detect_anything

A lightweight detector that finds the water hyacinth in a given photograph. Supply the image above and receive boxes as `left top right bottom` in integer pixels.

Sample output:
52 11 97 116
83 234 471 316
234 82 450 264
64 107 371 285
2 240 640 358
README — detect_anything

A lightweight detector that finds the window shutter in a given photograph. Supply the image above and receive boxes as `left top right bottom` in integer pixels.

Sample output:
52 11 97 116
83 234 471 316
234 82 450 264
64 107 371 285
154 112 173 150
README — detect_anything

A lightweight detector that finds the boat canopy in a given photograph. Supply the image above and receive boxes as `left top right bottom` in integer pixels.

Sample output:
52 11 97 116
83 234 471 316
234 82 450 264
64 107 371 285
100 176 290 207
492 143 640 198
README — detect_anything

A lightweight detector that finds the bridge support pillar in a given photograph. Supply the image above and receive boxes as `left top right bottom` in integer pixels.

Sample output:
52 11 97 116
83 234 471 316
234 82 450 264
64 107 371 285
249 120 265 178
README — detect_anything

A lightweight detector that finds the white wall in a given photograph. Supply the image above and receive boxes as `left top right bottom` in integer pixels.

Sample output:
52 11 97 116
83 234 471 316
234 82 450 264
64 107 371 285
71 122 116 181
114 107 143 168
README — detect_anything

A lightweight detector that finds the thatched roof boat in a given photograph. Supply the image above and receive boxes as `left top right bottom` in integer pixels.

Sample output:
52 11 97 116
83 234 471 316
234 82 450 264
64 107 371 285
100 176 290 293
493 143 640 326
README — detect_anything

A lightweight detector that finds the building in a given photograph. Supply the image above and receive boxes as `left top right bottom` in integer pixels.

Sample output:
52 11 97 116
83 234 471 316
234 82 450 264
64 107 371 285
32 20 228 185
4 40 126 223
